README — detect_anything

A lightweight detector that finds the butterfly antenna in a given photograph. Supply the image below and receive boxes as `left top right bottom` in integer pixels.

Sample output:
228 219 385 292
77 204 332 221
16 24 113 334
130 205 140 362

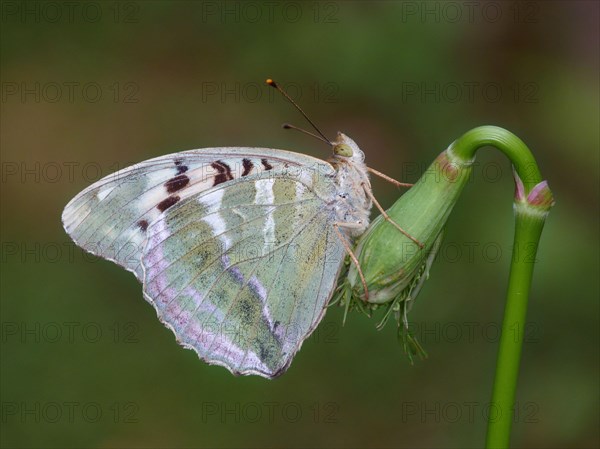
282 123 331 145
266 78 332 144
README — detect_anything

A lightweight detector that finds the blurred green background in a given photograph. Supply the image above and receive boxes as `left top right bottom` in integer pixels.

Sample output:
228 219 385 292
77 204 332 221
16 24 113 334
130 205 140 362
1 1 598 448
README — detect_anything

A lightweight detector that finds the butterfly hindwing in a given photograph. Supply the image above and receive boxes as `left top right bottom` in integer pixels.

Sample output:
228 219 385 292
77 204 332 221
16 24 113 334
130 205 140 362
142 166 346 377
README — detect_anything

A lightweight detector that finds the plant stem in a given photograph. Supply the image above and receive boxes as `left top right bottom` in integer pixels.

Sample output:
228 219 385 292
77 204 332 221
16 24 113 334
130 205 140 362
485 210 546 448
449 126 551 448
449 125 543 189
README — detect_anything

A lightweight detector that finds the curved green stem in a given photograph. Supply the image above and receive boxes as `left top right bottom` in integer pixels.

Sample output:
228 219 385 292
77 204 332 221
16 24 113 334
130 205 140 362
449 125 543 193
449 126 552 448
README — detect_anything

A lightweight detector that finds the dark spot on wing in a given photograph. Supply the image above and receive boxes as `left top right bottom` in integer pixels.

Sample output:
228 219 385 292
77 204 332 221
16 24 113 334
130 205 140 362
137 220 149 231
212 160 234 186
213 173 228 186
164 174 190 193
261 159 273 170
157 195 180 212
242 158 253 176
174 159 188 174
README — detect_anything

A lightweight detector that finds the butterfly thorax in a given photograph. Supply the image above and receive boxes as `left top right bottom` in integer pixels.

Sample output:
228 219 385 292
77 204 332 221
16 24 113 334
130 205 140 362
328 133 373 237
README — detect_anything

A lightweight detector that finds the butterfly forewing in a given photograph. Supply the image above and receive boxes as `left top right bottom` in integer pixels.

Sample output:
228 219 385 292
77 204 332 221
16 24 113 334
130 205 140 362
62 148 326 279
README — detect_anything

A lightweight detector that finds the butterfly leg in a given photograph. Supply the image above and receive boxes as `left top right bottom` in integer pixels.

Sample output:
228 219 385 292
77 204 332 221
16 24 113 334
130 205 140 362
333 223 370 302
367 167 413 188
362 183 425 248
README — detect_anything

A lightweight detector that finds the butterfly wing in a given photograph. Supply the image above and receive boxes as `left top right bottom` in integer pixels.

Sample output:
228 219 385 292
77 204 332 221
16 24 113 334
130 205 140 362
63 148 345 377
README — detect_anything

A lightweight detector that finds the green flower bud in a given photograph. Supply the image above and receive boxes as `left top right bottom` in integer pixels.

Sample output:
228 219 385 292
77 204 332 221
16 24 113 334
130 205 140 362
345 146 474 305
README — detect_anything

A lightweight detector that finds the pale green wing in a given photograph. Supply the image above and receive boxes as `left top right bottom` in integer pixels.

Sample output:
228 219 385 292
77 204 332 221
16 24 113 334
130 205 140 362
141 170 346 378
62 147 331 280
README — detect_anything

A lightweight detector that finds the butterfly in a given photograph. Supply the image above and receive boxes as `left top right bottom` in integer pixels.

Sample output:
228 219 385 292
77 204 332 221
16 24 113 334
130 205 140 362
62 80 419 378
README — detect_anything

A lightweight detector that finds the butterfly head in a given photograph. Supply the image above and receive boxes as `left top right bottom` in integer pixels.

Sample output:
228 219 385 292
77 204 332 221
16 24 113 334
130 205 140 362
332 132 365 163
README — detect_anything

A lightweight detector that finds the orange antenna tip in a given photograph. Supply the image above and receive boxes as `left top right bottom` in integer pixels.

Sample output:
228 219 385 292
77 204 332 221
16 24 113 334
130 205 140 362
266 78 276 86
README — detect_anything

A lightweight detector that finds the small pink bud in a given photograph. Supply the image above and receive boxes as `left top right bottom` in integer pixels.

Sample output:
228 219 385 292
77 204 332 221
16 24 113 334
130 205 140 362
527 180 555 208
513 169 555 216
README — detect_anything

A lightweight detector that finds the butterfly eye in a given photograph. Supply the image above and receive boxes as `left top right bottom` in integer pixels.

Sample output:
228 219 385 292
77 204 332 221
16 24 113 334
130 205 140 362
333 144 353 157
